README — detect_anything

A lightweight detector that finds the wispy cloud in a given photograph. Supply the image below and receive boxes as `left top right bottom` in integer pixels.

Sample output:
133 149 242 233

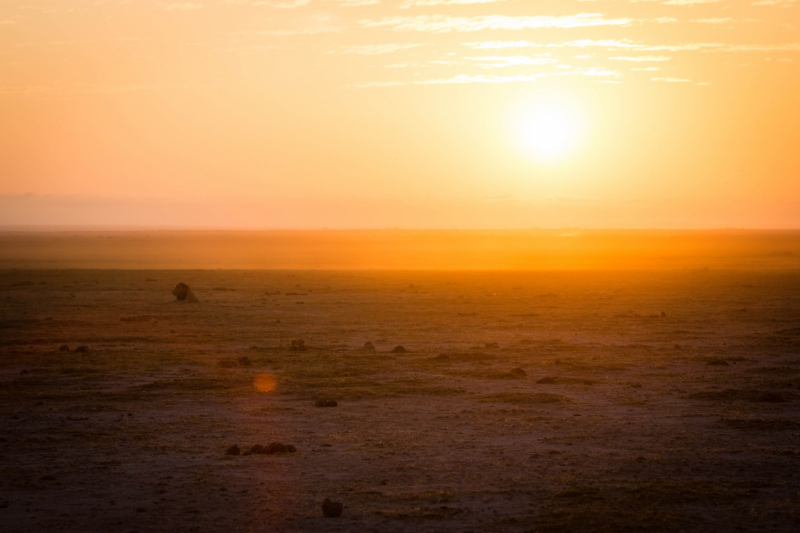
358 14 634 33
164 3 204 10
398 0 506 8
752 0 796 5
328 43 425 54
610 55 672 61
466 55 556 68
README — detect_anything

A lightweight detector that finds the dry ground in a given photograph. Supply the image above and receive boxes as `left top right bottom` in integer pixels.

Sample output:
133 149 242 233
2 269 800 532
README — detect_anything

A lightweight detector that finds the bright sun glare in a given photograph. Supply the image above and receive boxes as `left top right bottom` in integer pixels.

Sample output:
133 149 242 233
514 99 583 162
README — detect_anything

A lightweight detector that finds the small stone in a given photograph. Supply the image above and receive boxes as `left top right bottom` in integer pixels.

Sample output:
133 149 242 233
322 498 343 517
286 445 297 453
363 341 376 351
510 368 526 377
226 445 240 456
315 400 338 408
379 480 387 486
75 346 89 353
661 311 667 318
391 346 407 353
485 342 499 348
237 356 252 367
290 339 307 351
250 444 266 454
674 344 682 350
58 345 69 352
136 507 147 513
267 442 288 454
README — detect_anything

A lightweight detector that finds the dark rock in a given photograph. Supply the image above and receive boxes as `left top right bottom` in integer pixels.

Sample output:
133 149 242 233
290 339 307 351
136 507 147 513
519 339 533 345
237 356 252 367
250 444 266 454
145 278 157 282
537 377 557 384
286 444 296 453
75 346 89 353
756 392 787 403
379 480 387 486
315 400 338 408
485 342 499 348
173 282 189 300
226 444 240 456
661 311 667 318
322 498 343 517
510 368 526 377
363 341 376 351
267 442 288 454
217 359 237 368
20 369 29 374
674 344 682 350
391 346 407 353
172 282 198 303
58 345 69 352
40 475 56 481
706 358 729 366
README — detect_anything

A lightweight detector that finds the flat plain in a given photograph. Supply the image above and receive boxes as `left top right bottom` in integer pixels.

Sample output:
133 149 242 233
2 268 800 532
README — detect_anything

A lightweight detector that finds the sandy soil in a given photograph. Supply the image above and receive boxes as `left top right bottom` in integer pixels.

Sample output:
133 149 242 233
2 269 800 532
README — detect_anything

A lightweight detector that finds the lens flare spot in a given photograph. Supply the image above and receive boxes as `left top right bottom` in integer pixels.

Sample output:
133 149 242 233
254 373 277 393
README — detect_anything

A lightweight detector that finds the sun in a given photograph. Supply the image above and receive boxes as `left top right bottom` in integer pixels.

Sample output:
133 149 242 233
513 98 584 162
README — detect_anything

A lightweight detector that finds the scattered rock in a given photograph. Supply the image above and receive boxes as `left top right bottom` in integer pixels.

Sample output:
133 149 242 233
391 346 407 353
58 345 69 352
315 400 338 408
661 311 667 318
756 392 787 403
322 498 343 517
363 341 376 351
510 368 527 377
226 445 240 456
706 357 729 366
537 376 596 385
172 283 198 303
75 346 89 353
267 442 288 454
249 442 298 455
217 359 237 368
237 356 252 367
290 339 307 351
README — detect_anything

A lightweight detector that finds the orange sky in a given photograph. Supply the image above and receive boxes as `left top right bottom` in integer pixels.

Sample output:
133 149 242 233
1 0 798 228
